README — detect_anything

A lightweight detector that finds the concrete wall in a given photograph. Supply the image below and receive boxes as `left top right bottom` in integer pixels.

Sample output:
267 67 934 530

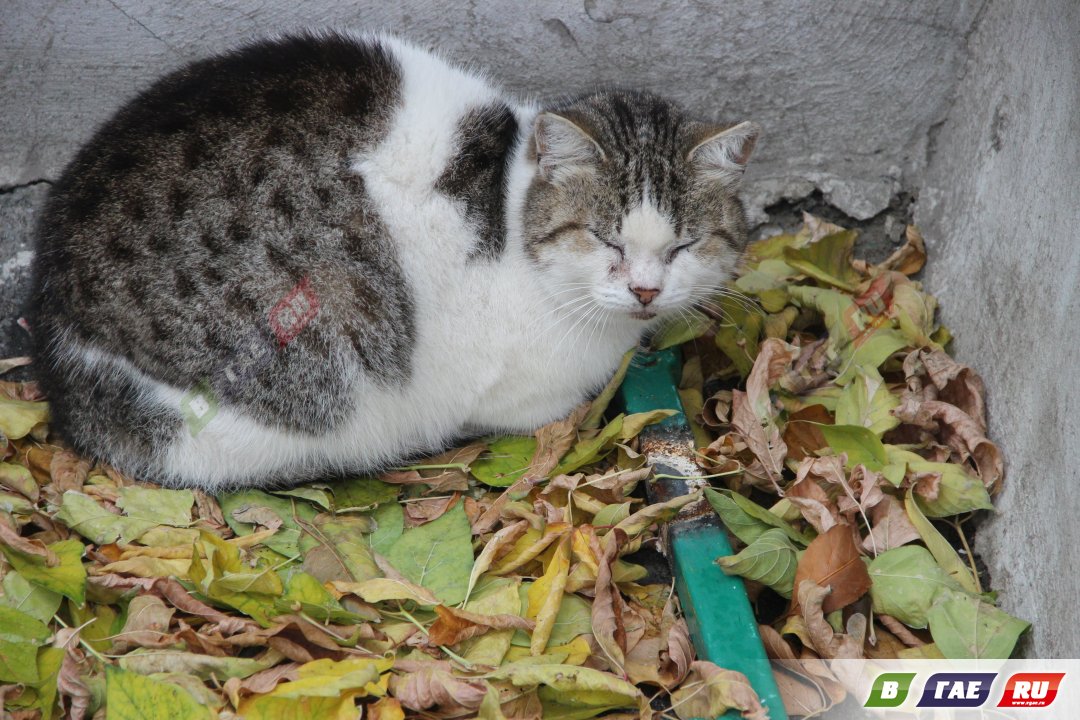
3 0 1076 656
916 0 1080 657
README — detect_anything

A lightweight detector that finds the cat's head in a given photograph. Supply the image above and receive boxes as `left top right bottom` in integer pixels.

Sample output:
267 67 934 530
522 91 759 323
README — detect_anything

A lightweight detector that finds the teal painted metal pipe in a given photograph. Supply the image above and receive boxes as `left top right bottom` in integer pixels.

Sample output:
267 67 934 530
617 347 787 720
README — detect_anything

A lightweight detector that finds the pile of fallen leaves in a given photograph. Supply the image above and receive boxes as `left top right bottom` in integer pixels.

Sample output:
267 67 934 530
658 215 1026 715
0 360 750 718
0 215 1023 720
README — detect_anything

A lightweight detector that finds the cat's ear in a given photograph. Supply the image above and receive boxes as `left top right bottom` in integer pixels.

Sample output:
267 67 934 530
534 112 605 183
687 121 761 187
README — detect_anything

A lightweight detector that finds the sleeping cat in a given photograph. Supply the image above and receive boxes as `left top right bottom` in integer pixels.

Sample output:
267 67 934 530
29 31 760 489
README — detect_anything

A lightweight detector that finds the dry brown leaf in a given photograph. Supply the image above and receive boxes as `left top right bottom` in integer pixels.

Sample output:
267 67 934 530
49 449 91 494
791 524 871 615
223 662 300 709
893 395 1003 491
403 493 460 527
88 574 255 635
877 614 926 648
701 389 733 430
427 605 534 647
669 661 768 720
730 340 797 492
388 664 488 713
529 403 589 478
861 494 919 555
0 516 59 565
797 581 865 660
863 224 926 276
53 628 92 720
590 527 628 674
782 404 832 461
111 595 176 653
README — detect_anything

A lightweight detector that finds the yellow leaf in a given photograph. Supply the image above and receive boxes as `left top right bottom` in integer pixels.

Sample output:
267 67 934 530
527 533 571 655
0 398 49 440
331 577 440 606
100 556 192 578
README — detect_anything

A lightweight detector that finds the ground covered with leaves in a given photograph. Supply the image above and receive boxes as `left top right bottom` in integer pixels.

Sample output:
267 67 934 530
1 216 1024 719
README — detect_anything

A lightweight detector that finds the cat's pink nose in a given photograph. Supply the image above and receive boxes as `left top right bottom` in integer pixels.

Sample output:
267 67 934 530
629 286 660 305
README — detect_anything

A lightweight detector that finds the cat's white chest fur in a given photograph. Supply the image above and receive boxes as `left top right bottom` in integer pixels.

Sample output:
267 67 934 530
355 37 641 434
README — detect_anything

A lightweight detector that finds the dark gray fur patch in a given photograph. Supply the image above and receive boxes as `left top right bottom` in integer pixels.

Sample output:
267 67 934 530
29 31 413 470
435 102 519 259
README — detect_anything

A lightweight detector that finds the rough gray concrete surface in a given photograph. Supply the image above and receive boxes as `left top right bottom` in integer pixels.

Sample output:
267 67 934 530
0 183 47 360
2 0 980 214
916 0 1080 657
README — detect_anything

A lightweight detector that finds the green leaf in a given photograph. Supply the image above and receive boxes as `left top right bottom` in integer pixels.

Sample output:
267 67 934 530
652 310 713 349
218 489 318 557
836 328 909 385
817 423 888 470
714 298 764 377
553 415 626 476
783 229 860 290
834 366 900 436
1 570 63 623
115 486 194 528
471 436 538 487
54 492 155 545
331 477 399 510
31 646 64 720
927 595 1029 659
891 283 938 347
368 502 404 556
704 488 813 546
105 665 213 720
272 486 333 511
717 529 799 598
300 515 382 583
618 409 678 441
908 461 994 516
868 546 964 628
787 285 857 351
188 532 281 626
0 606 51 683
904 492 980 594
2 538 86 606
0 462 38 501
591 501 631 529
385 502 474 604
735 268 790 313
0 490 35 515
275 571 361 624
